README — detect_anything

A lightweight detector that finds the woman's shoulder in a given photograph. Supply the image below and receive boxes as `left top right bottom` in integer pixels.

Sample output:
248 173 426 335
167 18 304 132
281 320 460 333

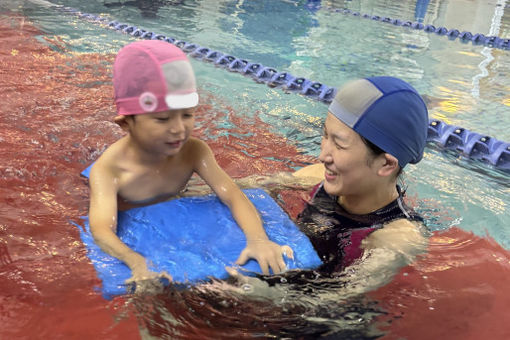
363 219 428 255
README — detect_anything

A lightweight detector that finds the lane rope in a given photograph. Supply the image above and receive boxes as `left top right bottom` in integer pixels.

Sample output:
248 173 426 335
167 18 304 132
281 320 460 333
41 4 510 171
305 3 510 52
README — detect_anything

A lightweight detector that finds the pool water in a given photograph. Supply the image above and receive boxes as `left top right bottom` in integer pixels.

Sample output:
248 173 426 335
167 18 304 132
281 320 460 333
1 0 510 339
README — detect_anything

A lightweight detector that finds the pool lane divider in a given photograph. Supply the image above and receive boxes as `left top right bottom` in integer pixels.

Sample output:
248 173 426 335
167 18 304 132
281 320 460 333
52 5 510 171
306 4 510 52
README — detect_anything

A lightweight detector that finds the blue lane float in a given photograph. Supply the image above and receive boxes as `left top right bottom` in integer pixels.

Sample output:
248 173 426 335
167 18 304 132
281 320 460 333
305 4 510 51
45 4 510 171
57 6 338 104
427 120 510 170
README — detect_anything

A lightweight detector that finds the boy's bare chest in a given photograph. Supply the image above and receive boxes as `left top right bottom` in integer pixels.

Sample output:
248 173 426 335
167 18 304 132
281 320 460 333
118 164 194 204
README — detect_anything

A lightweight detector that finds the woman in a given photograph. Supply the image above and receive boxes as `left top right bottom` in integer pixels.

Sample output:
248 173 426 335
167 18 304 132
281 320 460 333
292 76 429 291
193 76 429 293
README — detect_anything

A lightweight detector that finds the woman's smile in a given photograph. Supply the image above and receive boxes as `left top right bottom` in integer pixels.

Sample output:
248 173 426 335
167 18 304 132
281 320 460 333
324 167 337 182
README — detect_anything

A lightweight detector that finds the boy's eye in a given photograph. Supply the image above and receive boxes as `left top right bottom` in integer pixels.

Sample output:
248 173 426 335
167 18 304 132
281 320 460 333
156 117 169 122
183 113 194 118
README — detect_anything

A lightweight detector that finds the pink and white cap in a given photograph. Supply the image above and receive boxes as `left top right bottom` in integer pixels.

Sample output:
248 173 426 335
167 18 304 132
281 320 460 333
113 40 198 115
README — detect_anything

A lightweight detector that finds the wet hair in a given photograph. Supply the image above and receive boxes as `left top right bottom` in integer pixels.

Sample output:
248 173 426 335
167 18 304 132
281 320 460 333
360 136 385 155
361 136 403 178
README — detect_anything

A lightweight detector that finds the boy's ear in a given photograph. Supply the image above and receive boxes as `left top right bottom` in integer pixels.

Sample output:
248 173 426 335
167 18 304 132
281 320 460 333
114 115 131 132
377 153 399 177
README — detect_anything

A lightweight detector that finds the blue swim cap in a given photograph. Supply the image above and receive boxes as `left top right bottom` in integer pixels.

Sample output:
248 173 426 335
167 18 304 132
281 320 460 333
327 76 428 168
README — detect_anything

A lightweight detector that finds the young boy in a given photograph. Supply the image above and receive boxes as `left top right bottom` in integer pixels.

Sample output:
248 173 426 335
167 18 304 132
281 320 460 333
88 40 290 285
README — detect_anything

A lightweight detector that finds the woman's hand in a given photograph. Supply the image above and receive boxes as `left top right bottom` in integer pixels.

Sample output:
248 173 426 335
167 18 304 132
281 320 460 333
236 240 294 275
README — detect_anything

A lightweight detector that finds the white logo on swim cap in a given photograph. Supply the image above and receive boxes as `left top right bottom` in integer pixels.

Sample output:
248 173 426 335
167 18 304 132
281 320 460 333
165 92 199 109
139 92 158 112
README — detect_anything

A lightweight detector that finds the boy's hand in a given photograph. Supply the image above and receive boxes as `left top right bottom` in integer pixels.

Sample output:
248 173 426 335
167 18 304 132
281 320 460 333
125 256 172 293
126 267 173 284
236 240 294 275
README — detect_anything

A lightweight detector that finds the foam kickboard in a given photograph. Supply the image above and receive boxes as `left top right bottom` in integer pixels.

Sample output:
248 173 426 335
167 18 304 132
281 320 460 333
77 186 321 298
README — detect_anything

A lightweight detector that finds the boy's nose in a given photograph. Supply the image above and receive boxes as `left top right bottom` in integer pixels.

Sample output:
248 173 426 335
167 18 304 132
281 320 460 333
169 117 185 134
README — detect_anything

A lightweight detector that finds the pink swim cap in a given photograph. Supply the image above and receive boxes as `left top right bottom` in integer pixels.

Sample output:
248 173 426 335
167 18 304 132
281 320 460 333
113 40 199 115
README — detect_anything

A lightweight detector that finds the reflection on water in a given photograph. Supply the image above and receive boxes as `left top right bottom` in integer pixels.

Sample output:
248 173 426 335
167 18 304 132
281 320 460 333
25 0 510 141
2 1 510 339
103 0 185 18
130 275 386 339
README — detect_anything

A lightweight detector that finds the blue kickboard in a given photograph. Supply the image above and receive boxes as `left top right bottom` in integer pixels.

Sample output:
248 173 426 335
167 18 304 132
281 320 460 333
77 187 322 298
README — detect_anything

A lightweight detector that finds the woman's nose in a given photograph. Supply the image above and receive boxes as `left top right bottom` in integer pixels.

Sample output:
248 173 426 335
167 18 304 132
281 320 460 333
318 139 333 164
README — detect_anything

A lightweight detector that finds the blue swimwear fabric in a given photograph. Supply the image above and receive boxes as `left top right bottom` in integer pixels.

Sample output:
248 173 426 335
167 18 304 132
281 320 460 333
77 188 322 298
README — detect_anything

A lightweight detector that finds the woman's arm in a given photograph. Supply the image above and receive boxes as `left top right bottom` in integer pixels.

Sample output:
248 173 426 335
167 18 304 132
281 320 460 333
224 219 428 302
180 163 324 197
292 163 324 181
338 219 428 296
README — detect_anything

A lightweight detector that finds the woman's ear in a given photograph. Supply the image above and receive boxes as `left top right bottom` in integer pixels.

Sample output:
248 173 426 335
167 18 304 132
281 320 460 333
114 115 132 132
377 153 399 177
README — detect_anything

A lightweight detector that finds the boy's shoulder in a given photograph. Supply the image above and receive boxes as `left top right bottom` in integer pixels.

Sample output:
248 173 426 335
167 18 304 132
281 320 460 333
90 138 127 180
186 136 209 148
184 137 213 157
181 138 218 173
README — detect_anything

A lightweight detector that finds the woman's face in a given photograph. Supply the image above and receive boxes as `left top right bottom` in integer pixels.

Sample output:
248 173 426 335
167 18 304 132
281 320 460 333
319 113 380 197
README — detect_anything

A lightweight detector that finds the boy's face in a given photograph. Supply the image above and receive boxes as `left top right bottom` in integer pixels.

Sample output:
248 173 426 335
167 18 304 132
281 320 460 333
119 107 196 156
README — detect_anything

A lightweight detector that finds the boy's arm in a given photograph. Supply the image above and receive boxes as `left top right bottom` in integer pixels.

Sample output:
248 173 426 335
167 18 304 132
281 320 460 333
88 163 170 283
191 139 293 275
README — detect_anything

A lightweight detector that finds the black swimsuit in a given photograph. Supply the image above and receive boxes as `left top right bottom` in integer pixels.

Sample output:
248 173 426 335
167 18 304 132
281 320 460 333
297 183 422 273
